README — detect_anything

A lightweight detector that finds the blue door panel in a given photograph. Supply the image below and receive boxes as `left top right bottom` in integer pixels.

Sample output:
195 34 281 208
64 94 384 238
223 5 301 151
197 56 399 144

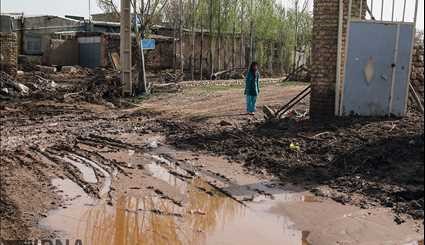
391 24 414 116
342 22 397 116
342 21 414 116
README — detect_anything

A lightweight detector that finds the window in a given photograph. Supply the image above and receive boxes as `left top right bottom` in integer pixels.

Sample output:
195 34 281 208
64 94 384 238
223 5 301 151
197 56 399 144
25 35 42 55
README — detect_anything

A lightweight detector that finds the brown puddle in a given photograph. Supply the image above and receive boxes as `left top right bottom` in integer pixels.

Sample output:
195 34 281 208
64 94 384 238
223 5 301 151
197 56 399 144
40 167 310 245
45 179 310 245
40 150 424 245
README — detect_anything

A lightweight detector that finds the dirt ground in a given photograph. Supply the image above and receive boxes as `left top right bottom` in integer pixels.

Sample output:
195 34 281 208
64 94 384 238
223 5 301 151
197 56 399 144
0 81 424 244
142 82 424 218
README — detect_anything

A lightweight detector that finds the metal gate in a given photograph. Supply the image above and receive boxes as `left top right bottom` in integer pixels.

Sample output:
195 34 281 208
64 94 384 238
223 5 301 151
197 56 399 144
78 36 101 68
341 21 414 116
335 0 419 117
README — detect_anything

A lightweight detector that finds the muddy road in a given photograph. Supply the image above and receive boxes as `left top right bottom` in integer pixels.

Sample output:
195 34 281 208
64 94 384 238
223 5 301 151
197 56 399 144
1 82 424 245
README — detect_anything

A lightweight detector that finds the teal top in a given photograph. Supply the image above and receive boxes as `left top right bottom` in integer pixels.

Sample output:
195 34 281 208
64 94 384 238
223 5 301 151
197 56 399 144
245 71 260 96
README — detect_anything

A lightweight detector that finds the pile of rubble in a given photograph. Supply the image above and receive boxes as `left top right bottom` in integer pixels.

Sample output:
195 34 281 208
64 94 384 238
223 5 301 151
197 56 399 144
0 67 122 104
0 71 32 98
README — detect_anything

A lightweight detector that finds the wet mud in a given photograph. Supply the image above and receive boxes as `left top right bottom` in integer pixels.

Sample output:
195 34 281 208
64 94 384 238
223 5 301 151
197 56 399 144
1 85 424 244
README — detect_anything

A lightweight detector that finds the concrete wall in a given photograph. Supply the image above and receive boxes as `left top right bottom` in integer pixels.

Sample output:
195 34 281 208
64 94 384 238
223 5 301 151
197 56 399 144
310 0 366 120
13 16 83 56
0 32 18 76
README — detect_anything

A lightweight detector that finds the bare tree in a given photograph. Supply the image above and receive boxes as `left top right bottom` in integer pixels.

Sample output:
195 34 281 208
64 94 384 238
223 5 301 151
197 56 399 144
179 0 184 74
209 0 214 78
97 0 168 94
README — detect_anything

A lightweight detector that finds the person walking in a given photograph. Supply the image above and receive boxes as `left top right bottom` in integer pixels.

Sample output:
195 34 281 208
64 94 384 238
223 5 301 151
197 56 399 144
245 62 260 115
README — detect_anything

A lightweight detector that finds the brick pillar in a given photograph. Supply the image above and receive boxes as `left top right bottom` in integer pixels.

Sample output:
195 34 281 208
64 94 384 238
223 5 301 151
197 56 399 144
0 32 18 76
310 0 366 120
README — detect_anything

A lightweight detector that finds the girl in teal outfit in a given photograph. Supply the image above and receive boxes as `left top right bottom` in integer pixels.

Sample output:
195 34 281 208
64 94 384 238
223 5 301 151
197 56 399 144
245 62 260 115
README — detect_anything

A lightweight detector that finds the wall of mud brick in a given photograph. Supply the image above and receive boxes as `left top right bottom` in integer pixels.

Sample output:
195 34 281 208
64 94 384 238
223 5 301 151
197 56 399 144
42 39 79 66
179 77 283 88
0 32 18 76
154 27 286 78
411 42 424 104
103 34 141 68
310 0 366 120
144 38 174 71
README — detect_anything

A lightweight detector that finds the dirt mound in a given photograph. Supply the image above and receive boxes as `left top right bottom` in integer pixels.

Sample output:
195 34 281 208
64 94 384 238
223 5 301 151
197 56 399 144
154 112 424 220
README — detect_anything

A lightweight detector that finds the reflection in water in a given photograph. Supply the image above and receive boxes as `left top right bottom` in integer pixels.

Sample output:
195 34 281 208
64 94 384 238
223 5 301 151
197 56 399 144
81 177 241 245
43 157 311 245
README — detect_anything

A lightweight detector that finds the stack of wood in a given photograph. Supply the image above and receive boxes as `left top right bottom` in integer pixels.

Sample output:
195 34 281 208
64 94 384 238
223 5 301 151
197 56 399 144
161 71 184 83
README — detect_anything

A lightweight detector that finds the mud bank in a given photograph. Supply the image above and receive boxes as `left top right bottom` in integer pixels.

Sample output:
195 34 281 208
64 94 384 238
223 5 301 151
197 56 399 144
155 111 424 222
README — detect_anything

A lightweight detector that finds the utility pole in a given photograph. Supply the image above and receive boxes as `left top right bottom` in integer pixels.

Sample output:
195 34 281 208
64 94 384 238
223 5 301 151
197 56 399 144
121 0 132 95
88 0 91 21
139 0 148 93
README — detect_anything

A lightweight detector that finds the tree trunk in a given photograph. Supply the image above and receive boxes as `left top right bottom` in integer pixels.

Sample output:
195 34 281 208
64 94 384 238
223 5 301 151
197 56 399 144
191 0 196 80
200 11 204 80
280 41 284 76
209 0 214 78
240 3 245 68
269 41 273 76
293 0 299 73
217 0 221 71
173 23 177 74
232 19 236 69
249 0 254 64
179 0 184 75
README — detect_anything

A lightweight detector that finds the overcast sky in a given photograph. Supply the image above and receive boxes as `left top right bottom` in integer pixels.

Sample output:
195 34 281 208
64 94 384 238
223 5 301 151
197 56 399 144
1 0 424 30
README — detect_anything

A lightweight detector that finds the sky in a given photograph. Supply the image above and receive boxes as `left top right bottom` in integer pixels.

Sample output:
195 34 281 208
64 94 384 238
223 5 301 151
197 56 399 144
1 0 424 30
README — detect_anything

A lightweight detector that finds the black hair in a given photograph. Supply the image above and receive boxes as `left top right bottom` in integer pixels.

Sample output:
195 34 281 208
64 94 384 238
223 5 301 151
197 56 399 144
249 61 258 75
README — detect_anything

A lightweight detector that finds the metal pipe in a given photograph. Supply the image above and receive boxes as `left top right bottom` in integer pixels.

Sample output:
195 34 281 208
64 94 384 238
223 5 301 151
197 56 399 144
402 0 407 21
413 0 419 25
410 83 425 113
276 85 311 115
388 24 400 114
404 0 420 114
360 0 363 19
392 0 395 21
335 0 344 115
381 0 384 20
339 0 353 116
278 88 311 117
371 0 374 14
